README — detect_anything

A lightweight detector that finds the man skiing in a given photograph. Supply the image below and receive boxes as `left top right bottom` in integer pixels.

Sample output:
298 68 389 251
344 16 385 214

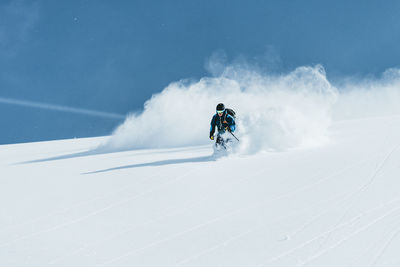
209 103 236 148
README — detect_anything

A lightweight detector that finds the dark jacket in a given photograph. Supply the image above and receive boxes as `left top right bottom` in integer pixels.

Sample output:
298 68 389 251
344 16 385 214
210 111 236 136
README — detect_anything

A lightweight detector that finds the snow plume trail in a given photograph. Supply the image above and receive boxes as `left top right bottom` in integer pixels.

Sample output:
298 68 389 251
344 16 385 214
333 68 400 120
100 64 338 154
0 97 125 120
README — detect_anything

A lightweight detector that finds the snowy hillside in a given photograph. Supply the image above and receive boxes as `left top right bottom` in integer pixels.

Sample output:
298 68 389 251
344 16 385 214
2 114 400 267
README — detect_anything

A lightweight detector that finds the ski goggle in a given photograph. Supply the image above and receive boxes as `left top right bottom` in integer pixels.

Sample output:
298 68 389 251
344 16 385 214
216 110 224 114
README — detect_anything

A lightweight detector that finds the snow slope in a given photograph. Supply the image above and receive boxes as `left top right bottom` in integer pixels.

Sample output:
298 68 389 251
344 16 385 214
1 115 400 267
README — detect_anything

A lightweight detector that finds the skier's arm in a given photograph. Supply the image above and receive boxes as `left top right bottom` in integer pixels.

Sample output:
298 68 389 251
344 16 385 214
227 115 236 132
210 115 216 138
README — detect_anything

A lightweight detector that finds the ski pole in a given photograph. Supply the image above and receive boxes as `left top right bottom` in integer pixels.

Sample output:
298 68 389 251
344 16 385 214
229 131 239 142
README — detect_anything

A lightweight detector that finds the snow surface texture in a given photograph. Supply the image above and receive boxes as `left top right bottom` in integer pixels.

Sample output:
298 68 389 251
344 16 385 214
2 115 400 267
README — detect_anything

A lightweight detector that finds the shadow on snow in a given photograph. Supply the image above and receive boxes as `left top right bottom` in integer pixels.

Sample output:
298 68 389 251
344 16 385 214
82 155 215 175
16 145 210 165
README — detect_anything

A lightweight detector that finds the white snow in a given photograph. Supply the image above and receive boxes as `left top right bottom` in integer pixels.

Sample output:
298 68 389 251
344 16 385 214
2 114 400 267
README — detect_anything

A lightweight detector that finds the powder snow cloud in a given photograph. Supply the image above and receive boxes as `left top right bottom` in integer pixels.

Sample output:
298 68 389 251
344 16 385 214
99 56 400 154
100 63 337 154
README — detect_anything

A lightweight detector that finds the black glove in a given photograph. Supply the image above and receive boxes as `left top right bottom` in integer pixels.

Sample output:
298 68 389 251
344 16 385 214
225 126 231 132
209 132 214 140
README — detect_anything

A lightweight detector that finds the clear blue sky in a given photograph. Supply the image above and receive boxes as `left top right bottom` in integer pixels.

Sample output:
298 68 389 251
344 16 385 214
1 0 400 144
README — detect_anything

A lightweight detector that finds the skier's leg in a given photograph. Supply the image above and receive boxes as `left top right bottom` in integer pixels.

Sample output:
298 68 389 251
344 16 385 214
217 134 227 149
215 134 224 148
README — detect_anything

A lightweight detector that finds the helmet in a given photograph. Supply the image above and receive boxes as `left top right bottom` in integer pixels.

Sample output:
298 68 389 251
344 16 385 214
216 103 225 111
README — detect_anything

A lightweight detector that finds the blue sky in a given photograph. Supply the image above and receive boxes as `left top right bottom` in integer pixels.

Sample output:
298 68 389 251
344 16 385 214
1 0 400 144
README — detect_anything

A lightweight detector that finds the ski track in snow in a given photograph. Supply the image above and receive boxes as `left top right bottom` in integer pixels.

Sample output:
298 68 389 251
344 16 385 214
23 149 384 266
170 185 362 267
0 166 170 235
369 219 400 267
0 165 198 249
168 157 378 266
171 227 256 267
294 126 396 257
43 164 273 266
93 156 374 266
252 199 400 267
314 139 400 256
250 140 400 267
284 156 377 238
293 207 400 267
91 166 274 266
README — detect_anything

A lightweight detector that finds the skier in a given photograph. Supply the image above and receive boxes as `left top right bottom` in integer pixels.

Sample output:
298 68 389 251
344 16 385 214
209 103 236 148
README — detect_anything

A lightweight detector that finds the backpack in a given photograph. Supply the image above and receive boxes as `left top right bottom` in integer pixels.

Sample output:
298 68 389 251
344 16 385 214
225 108 236 119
